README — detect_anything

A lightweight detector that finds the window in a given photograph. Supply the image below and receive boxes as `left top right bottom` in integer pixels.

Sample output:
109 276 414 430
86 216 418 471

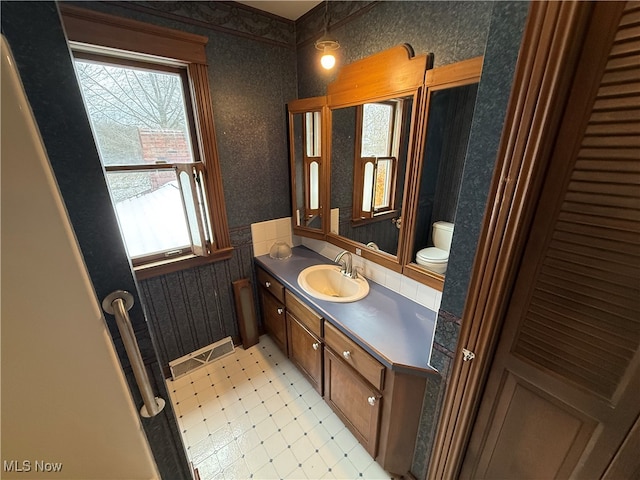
61 5 232 278
75 55 213 263
353 100 403 220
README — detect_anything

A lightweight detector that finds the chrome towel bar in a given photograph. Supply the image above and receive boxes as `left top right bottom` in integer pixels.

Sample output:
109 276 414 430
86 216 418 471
102 290 165 418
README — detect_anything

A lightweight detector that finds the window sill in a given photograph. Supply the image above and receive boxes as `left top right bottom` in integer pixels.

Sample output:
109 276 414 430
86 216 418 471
351 210 399 227
133 247 234 280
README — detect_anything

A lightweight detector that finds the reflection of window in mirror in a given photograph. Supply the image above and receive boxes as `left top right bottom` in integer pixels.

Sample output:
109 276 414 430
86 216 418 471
290 100 324 233
304 111 321 217
353 100 404 221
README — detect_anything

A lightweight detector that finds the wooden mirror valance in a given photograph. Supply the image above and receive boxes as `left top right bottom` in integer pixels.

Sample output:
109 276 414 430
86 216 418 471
327 44 431 108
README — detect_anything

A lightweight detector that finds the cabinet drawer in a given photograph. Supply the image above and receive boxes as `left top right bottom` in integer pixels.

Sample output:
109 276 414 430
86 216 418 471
324 322 385 390
285 290 322 338
256 267 285 303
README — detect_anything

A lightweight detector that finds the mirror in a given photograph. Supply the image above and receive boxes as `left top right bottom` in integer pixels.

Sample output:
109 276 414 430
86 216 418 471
288 47 482 289
403 56 483 288
288 97 326 236
329 94 416 258
324 45 430 270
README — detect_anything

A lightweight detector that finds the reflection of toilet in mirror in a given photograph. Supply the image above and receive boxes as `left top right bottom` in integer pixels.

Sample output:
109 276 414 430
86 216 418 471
415 221 454 274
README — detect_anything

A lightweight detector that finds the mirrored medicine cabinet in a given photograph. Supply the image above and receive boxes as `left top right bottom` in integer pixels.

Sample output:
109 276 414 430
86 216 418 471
288 45 483 291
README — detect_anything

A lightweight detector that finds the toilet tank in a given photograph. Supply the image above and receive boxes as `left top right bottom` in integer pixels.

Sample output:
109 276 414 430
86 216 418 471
432 221 454 251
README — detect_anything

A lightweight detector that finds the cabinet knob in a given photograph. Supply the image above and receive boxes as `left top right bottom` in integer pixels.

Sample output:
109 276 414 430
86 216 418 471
367 396 376 406
265 281 271 288
342 350 351 360
277 308 284 315
312 342 320 351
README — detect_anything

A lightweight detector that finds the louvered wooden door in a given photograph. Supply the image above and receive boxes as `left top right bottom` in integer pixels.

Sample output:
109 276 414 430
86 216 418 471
460 3 640 478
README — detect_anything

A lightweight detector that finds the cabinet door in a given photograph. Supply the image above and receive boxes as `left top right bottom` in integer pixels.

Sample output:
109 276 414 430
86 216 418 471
287 312 322 394
260 288 287 355
324 348 381 457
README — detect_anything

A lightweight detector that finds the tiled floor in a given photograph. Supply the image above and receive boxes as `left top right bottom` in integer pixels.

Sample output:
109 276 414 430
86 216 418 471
167 335 392 480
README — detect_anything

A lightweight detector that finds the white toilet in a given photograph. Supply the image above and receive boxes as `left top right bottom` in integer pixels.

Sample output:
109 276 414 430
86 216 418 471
416 221 454 274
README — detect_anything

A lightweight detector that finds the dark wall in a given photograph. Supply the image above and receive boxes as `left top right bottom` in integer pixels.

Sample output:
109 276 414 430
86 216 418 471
296 1 494 98
61 0 299 368
430 84 478 225
69 1 297 228
413 83 479 256
441 3 530 318
412 3 530 478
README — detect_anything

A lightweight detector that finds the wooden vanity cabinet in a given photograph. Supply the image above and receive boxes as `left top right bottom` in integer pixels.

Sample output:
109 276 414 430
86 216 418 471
256 266 285 302
256 264 428 476
257 267 288 355
324 321 384 389
257 267 324 391
285 290 322 338
324 321 428 475
260 288 287 355
323 321 384 457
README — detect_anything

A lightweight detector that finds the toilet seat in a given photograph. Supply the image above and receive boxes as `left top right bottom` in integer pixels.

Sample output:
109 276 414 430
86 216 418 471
416 247 449 274
416 247 448 264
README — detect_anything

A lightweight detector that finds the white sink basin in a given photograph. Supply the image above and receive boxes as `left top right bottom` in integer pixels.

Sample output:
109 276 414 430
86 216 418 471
297 264 369 303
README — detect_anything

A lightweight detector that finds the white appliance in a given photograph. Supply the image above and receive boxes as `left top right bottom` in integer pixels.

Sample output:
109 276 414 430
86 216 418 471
416 221 455 274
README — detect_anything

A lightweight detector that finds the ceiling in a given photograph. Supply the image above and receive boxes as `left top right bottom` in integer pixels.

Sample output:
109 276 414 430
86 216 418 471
235 1 322 21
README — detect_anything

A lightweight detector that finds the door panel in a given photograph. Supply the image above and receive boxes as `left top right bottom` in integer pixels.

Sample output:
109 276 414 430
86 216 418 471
261 289 288 355
324 348 382 457
287 313 323 394
472 372 596 479
461 2 640 477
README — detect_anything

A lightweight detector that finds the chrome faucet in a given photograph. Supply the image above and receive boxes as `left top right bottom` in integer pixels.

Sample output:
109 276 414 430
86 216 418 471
334 250 358 279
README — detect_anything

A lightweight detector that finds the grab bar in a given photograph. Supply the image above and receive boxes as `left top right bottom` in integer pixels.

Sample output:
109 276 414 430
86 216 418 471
102 290 165 418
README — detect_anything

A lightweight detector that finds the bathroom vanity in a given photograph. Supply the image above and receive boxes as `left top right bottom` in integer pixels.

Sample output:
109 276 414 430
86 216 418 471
255 246 438 476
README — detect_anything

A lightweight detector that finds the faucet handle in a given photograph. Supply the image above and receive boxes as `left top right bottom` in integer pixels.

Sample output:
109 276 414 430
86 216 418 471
351 266 360 280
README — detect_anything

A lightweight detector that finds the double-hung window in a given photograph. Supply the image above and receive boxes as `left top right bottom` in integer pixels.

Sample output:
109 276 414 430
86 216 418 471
62 5 232 278
353 99 404 221
75 55 212 263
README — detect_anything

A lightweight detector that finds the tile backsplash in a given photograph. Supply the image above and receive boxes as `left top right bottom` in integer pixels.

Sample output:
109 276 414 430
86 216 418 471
250 217 442 312
250 217 299 257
